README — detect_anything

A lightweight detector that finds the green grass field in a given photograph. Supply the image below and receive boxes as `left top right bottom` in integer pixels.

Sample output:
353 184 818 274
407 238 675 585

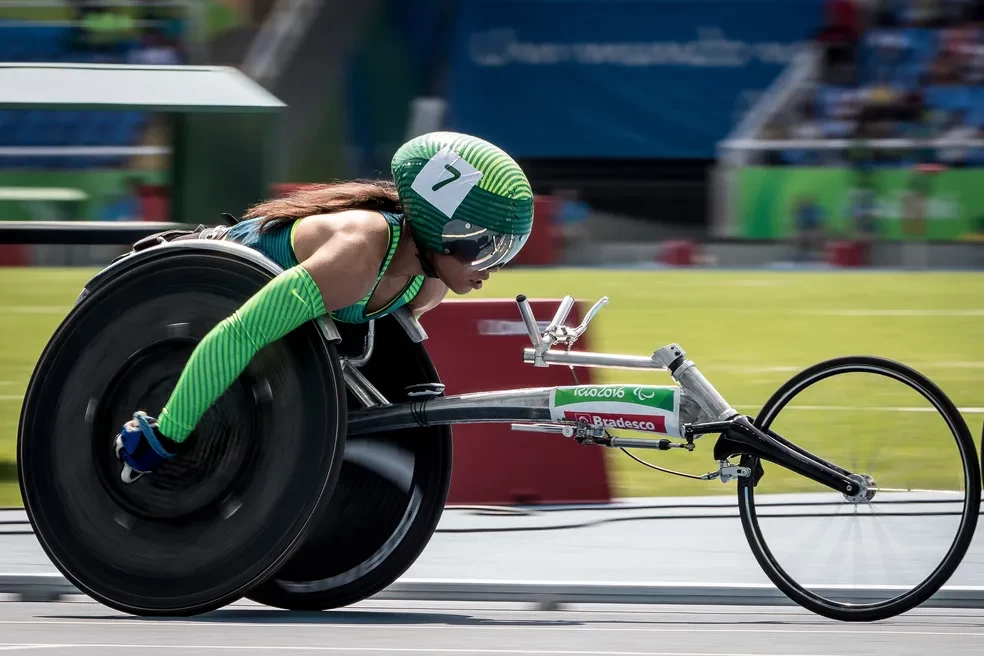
1 266 982 506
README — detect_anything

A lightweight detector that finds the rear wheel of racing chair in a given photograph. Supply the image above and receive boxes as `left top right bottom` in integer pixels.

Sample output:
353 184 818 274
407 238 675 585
18 238 348 617
246 314 453 611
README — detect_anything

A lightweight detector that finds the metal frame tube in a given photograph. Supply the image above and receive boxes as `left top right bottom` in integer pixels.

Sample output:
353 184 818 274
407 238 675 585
549 295 576 331
347 320 375 367
348 388 860 496
347 388 555 435
342 361 389 408
516 295 544 349
523 348 667 370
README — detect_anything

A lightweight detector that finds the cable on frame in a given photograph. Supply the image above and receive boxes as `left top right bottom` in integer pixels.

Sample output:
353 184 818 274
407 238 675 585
563 342 704 481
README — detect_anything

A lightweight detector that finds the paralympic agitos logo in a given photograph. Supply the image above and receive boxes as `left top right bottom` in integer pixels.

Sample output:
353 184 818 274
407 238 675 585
565 411 666 433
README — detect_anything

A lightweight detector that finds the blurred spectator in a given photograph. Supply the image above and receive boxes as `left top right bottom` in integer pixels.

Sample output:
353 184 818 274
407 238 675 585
553 188 591 248
74 4 139 61
128 28 184 66
817 0 862 85
764 0 984 170
65 1 187 65
848 168 879 240
791 195 827 261
938 109 980 165
961 215 984 239
910 0 941 26
100 176 144 223
902 169 931 238
867 27 911 85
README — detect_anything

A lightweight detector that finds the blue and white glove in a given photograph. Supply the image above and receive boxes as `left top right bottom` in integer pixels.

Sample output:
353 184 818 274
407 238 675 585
114 411 180 484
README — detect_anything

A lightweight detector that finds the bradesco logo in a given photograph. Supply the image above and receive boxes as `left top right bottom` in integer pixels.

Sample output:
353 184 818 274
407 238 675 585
565 411 666 433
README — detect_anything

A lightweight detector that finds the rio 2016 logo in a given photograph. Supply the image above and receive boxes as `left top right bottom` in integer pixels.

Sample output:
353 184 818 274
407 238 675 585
573 386 625 399
572 386 659 402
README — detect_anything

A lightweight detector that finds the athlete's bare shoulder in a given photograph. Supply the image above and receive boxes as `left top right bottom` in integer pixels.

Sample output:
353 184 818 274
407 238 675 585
292 209 389 262
293 210 392 313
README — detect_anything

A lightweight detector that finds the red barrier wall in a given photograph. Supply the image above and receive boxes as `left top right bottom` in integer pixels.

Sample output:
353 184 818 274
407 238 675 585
511 196 560 267
419 298 612 505
0 245 28 266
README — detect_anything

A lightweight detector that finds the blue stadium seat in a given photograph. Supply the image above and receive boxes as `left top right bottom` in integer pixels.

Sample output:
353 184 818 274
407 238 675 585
923 86 972 114
0 20 172 171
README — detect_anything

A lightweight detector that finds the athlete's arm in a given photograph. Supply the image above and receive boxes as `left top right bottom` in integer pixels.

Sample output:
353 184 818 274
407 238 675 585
155 214 388 444
407 277 449 317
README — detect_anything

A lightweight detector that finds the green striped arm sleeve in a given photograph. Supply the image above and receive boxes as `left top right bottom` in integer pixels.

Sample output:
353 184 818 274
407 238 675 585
157 264 327 442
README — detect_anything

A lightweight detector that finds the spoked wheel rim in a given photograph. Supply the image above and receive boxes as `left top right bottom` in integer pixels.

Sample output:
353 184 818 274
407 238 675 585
737 356 981 621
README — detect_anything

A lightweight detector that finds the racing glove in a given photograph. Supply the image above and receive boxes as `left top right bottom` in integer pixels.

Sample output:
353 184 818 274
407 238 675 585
114 411 184 483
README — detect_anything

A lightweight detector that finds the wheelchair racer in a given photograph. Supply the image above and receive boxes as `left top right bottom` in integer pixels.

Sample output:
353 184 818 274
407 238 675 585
115 131 535 483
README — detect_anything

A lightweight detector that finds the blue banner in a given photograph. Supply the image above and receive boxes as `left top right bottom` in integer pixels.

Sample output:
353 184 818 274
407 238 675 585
446 0 824 158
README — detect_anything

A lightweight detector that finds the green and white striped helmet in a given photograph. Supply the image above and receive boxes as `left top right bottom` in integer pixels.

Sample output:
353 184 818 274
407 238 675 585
391 131 534 271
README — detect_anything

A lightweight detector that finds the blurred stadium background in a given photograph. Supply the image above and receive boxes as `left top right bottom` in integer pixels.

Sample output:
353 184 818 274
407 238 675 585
0 0 982 507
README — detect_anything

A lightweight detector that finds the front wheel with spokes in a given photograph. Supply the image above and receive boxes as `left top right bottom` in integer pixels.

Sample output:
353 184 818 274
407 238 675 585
737 356 981 622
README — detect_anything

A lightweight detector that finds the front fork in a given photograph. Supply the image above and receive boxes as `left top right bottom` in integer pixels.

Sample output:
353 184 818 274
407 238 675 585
651 343 859 496
654 345 859 496
701 418 859 495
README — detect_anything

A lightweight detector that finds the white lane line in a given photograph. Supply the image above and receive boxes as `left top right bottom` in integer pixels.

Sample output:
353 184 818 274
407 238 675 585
0 647 61 652
0 647 867 656
4 307 69 315
0 621 979 638
797 309 984 317
734 404 984 414
728 280 785 287
718 362 984 373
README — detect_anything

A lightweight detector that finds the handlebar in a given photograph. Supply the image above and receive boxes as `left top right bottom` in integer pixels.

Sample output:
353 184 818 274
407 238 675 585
510 292 734 420
549 295 576 333
514 292 610 362
515 294 544 349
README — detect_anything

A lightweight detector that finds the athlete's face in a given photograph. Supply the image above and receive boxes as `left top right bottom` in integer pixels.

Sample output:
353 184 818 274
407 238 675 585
431 253 492 295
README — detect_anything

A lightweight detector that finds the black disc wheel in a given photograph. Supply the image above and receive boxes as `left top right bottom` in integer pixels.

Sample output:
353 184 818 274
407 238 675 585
18 246 347 616
246 315 452 610
737 356 981 622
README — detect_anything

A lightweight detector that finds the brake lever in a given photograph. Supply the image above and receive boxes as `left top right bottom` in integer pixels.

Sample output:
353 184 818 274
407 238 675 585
516 294 609 361
572 296 609 337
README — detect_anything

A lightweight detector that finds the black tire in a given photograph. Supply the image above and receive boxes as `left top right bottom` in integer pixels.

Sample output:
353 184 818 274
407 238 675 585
246 315 452 610
18 246 348 617
737 355 981 622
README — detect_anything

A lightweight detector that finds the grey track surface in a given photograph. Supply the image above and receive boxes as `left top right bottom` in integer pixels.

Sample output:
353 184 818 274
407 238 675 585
1 597 983 655
3 497 984 654
7 493 984 586
11 494 984 586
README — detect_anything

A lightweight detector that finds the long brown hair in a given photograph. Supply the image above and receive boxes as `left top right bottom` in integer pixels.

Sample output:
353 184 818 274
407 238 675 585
243 179 403 231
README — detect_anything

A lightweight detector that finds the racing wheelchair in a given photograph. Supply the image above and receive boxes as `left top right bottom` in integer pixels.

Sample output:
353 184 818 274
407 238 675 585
17 233 982 623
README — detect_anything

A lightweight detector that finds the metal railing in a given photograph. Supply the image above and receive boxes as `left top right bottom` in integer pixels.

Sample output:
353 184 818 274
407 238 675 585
0 220 190 245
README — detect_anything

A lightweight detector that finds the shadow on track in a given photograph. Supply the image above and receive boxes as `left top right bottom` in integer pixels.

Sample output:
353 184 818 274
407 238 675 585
44 608 584 627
